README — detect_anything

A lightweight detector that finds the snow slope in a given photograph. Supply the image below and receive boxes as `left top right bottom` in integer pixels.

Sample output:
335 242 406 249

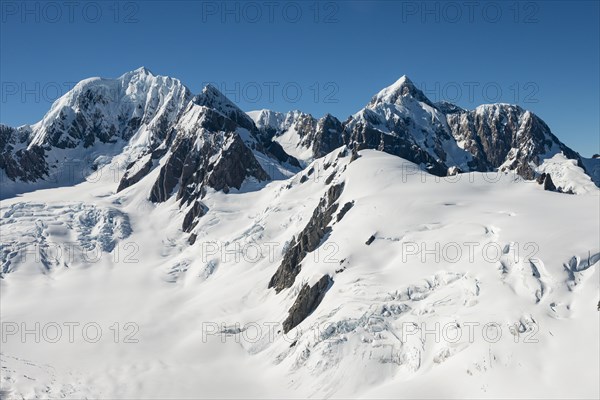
1 149 598 399
248 109 320 164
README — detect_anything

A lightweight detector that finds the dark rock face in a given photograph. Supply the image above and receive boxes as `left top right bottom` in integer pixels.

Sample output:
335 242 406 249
336 201 354 222
284 113 319 150
269 183 345 293
350 146 360 162
192 86 302 171
117 157 153 192
182 200 208 233
312 114 345 158
343 118 448 176
255 111 345 161
282 274 333 333
434 101 466 115
582 157 600 186
0 145 48 182
149 139 191 203
0 131 48 183
149 107 270 205
201 133 269 196
445 105 583 179
325 171 337 185
543 174 557 192
263 140 301 167
536 173 556 191
0 125 48 182
193 85 256 132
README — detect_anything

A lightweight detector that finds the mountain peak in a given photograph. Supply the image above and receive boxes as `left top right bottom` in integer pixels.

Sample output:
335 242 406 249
394 74 412 85
196 83 238 108
368 75 434 108
132 66 153 76
119 67 155 82
194 84 255 130
202 83 219 93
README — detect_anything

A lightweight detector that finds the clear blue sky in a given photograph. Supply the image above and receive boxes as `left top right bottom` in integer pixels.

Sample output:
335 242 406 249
1 0 598 156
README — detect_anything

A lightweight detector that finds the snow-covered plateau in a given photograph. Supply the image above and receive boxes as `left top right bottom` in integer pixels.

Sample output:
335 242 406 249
0 69 598 399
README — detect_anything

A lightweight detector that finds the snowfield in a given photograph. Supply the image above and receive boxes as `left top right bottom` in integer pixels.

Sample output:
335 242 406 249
1 149 598 399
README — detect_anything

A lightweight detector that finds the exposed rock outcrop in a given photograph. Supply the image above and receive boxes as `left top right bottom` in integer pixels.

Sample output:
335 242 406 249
251 110 344 162
263 140 301 167
0 124 48 182
537 173 557 192
269 183 344 292
336 201 354 222
149 106 270 205
343 117 449 176
445 104 583 179
282 274 333 333
312 114 345 158
117 157 153 192
182 200 209 233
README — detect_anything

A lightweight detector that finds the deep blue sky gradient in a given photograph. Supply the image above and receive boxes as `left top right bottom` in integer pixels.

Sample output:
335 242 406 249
1 0 599 155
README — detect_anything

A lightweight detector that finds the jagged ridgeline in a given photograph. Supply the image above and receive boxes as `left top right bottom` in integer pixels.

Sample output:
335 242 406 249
2 68 599 208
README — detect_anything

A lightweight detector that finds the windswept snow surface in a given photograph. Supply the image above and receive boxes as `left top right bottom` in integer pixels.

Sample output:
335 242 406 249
1 150 598 399
537 153 599 194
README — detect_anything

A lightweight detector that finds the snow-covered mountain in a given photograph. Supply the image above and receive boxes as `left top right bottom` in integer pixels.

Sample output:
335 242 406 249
1 68 191 187
250 75 595 186
2 70 597 198
1 69 598 399
249 109 345 165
